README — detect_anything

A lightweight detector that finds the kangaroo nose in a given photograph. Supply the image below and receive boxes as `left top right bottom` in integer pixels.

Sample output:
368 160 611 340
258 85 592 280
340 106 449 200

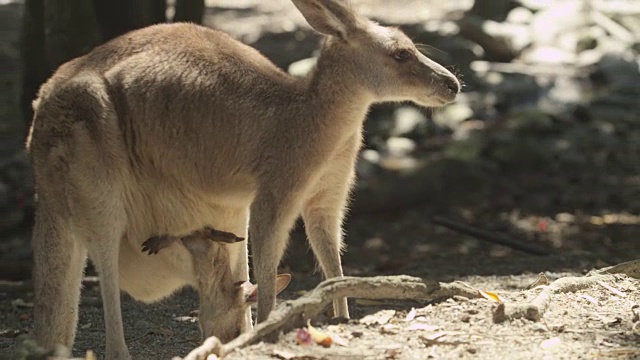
444 76 460 94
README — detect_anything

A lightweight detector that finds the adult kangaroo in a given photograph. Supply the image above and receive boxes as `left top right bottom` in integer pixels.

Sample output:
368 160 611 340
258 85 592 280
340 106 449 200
27 0 460 358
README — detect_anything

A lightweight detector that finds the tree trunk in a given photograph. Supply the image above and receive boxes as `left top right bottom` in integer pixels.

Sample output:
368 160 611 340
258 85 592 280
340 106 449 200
44 0 100 70
20 0 47 132
174 0 205 23
93 0 166 42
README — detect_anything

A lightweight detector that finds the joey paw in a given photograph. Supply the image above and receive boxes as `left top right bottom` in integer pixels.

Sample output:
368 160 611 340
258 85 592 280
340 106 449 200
200 226 245 243
141 235 174 255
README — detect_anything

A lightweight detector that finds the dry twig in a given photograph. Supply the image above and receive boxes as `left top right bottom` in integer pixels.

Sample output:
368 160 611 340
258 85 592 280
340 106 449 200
494 259 640 323
432 216 551 256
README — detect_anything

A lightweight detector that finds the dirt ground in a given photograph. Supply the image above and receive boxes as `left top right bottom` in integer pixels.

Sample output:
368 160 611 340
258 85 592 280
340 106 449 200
1 0 640 359
2 210 639 359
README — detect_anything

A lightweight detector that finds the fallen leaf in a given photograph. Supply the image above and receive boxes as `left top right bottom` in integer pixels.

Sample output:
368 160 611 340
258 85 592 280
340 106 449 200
405 308 417 322
581 294 599 305
420 332 467 346
598 282 626 297
527 273 550 289
18 313 30 321
407 323 439 332
326 325 344 333
307 321 332 347
360 310 396 326
272 349 296 359
537 219 549 232
296 328 313 346
540 337 561 350
478 290 504 303
422 331 448 341
380 324 399 334
598 315 622 326
331 333 349 347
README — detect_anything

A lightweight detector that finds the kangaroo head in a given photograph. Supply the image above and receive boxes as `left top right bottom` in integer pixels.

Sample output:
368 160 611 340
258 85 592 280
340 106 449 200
293 0 460 107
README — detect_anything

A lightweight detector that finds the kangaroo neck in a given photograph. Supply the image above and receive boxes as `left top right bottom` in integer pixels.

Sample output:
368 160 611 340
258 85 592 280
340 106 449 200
300 51 374 140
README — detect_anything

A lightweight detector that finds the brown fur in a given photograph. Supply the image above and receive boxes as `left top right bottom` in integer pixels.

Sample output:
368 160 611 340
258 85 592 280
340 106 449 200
26 0 459 358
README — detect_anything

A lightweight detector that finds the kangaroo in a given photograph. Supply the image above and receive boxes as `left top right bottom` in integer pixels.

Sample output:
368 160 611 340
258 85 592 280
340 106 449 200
27 0 460 358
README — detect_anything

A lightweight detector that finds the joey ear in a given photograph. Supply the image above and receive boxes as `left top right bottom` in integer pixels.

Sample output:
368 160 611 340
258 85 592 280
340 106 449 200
275 273 292 294
240 274 293 304
291 0 361 39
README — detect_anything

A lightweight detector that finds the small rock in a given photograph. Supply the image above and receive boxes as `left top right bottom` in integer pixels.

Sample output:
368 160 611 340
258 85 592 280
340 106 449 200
361 149 380 164
287 57 317 77
521 46 576 64
506 7 533 24
384 137 416 157
363 237 386 251
356 150 380 180
531 323 548 332
390 106 427 137
433 103 473 129
530 1 589 46
555 213 575 223
591 52 640 85
380 324 400 334
360 310 396 326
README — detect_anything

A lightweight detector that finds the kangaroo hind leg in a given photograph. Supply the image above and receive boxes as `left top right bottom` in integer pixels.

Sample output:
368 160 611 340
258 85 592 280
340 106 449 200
32 205 87 356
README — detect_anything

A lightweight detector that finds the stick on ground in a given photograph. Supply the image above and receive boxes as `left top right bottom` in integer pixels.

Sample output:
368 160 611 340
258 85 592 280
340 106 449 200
432 216 551 256
494 259 640 323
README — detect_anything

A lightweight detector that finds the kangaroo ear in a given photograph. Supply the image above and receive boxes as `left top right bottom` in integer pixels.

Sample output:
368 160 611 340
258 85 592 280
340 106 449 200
291 0 362 40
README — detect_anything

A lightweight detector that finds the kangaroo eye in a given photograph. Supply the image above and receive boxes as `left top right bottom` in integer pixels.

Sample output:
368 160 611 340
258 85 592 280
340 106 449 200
393 49 412 62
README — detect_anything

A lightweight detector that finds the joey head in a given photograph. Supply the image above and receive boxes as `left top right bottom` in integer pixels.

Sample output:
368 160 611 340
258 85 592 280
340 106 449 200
143 229 290 343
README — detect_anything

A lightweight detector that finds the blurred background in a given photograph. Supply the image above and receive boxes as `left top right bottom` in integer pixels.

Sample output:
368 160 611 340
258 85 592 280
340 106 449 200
0 0 639 284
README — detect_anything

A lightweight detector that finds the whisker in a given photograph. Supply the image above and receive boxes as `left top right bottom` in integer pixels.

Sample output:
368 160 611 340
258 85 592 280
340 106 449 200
415 43 448 58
